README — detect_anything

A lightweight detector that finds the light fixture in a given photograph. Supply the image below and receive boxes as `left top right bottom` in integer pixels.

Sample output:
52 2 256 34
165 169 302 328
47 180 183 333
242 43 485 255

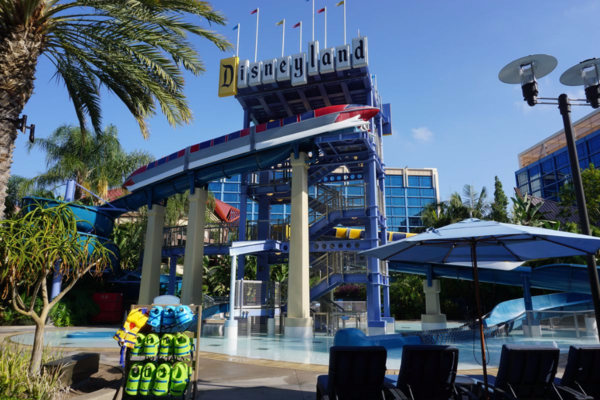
266 193 273 196
498 54 557 107
560 58 600 109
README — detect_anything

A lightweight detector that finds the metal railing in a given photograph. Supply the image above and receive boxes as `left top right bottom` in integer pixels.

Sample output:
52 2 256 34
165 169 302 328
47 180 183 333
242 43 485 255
245 218 290 241
310 251 368 287
163 222 239 248
521 309 597 339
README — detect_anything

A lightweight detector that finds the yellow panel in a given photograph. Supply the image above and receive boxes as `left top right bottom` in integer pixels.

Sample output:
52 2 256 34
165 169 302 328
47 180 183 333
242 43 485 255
218 57 238 98
348 229 362 239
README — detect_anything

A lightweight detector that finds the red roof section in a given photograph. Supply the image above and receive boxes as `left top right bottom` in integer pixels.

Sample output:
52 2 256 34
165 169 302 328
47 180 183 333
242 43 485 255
214 199 240 223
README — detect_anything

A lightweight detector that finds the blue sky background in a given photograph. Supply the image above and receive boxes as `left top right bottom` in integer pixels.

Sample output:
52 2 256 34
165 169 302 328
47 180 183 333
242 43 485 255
14 0 600 201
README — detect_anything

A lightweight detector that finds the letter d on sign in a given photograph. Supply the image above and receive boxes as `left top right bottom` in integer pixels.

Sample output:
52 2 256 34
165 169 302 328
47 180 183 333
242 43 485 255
218 57 239 97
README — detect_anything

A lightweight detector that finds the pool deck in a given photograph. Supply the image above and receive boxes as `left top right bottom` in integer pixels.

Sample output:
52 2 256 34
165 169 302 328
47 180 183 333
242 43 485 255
1 325 575 399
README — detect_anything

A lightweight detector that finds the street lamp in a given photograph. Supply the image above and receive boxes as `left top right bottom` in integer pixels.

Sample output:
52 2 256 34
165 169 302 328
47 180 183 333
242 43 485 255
499 55 600 340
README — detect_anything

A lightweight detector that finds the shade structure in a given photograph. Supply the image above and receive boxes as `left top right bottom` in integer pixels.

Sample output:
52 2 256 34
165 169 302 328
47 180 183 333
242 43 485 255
361 218 600 395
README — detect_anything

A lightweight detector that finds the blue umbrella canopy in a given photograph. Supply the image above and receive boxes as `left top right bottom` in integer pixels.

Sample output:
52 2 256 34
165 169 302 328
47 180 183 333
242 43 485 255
362 218 600 263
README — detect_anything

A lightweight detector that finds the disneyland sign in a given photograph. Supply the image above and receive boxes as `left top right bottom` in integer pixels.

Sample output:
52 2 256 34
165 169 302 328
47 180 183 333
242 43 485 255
218 37 368 97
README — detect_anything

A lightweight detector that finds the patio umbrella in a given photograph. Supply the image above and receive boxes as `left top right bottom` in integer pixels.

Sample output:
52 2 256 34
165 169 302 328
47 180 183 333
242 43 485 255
361 218 600 393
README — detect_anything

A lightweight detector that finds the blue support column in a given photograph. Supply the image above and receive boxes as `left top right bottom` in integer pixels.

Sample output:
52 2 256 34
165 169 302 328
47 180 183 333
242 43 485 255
256 193 271 281
365 154 385 335
522 273 533 312
168 256 177 295
237 174 248 278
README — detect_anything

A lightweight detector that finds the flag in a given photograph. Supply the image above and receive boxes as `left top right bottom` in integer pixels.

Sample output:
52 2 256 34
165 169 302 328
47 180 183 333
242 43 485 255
336 1 344 6
317 7 325 13
250 8 258 14
232 25 239 30
293 22 301 28
275 20 284 26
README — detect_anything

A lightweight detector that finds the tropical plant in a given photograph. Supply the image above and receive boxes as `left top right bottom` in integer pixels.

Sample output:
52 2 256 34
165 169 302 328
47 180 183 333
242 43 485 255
389 274 425 320
111 219 146 270
421 193 470 228
270 264 289 283
0 0 232 217
559 163 600 227
510 193 557 228
0 202 113 374
490 176 509 222
462 184 490 219
164 190 216 227
5 175 56 218
0 344 65 399
27 125 153 200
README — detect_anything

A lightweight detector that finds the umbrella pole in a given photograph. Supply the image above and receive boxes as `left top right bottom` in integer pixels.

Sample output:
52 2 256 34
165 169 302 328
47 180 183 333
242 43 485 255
471 241 489 397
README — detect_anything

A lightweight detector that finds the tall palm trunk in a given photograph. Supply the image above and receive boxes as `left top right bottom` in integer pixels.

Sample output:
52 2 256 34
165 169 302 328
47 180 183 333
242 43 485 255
0 29 43 218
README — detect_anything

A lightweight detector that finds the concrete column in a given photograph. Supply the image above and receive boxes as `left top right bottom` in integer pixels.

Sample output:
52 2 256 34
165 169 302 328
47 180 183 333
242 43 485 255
285 152 313 338
225 255 238 339
138 204 166 304
421 279 447 330
181 189 207 305
168 257 177 295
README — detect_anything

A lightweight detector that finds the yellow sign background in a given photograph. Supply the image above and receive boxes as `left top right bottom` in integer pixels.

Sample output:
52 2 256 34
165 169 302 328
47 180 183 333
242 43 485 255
218 57 238 97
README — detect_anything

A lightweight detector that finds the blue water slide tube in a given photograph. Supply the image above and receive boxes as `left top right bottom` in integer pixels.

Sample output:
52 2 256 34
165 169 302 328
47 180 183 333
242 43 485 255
484 292 593 327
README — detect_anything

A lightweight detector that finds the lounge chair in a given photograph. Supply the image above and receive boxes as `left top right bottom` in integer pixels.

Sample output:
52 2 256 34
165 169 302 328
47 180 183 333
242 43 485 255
384 345 477 400
556 345 600 399
316 346 394 400
476 344 567 400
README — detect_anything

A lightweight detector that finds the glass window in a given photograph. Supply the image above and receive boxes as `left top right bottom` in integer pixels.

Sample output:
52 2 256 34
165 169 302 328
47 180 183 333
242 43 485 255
408 208 421 216
208 183 221 193
389 175 403 187
223 193 239 203
347 186 363 195
420 176 433 187
532 190 542 197
392 197 405 206
517 172 528 187
543 184 558 197
385 188 392 196
386 207 393 216
223 183 239 192
408 188 420 196
519 184 529 195
555 152 569 167
543 173 556 187
421 188 435 197
589 135 600 154
392 188 406 196
271 204 284 214
577 143 587 158
541 160 554 174
226 175 241 183
408 197 420 206
409 217 422 226
592 153 600 166
580 159 589 170
421 198 434 206
531 179 541 191
529 165 541 180
394 207 406 216
408 176 420 187
557 166 570 181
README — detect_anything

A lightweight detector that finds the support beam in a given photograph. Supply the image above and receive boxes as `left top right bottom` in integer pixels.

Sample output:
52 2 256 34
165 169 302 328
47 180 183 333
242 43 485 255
421 279 447 330
225 255 238 339
285 152 313 338
138 204 166 304
181 189 207 305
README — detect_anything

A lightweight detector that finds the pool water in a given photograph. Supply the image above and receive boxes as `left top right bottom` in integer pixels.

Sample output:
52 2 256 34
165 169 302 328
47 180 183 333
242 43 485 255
11 327 598 370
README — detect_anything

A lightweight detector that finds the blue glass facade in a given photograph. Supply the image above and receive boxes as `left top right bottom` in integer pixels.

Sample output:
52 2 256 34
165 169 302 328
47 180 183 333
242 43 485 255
208 167 439 233
515 129 600 201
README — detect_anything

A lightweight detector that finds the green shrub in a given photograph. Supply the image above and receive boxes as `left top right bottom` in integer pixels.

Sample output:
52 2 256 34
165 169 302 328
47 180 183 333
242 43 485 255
0 344 65 400
48 282 100 327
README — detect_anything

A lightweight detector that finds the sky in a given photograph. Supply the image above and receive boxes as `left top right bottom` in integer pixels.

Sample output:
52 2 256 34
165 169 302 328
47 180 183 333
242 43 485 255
13 0 600 201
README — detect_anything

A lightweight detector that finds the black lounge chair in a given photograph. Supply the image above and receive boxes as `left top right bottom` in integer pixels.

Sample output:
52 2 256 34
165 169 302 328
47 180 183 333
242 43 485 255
476 344 567 400
384 345 477 400
317 346 393 400
557 345 600 399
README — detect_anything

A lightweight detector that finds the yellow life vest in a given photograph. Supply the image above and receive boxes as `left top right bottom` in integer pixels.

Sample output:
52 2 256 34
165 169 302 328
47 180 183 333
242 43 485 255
113 308 148 348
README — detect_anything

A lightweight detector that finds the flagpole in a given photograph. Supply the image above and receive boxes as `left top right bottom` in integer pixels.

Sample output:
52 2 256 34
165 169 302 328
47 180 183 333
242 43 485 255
299 22 302 52
282 19 285 57
254 8 259 62
343 0 346 45
324 7 327 48
236 23 240 58
312 0 315 41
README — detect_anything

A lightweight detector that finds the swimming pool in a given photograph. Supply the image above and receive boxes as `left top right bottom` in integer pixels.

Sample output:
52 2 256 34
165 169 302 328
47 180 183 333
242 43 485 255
11 327 598 370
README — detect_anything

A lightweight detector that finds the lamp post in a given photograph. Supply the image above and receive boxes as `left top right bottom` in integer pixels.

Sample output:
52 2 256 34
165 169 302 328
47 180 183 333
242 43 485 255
499 55 600 339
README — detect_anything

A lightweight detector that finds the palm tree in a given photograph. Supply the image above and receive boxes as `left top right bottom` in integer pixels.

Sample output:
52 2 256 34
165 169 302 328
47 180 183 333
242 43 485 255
0 0 231 217
27 125 153 200
461 184 490 219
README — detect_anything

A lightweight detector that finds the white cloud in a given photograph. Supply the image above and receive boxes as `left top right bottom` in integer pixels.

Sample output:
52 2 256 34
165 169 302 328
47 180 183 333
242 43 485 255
411 127 434 142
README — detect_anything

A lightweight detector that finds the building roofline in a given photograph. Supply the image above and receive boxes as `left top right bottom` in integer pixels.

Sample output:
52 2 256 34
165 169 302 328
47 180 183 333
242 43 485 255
517 108 600 160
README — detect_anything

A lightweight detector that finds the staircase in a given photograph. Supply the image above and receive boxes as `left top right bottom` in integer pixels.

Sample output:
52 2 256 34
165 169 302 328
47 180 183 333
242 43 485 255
309 252 368 300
